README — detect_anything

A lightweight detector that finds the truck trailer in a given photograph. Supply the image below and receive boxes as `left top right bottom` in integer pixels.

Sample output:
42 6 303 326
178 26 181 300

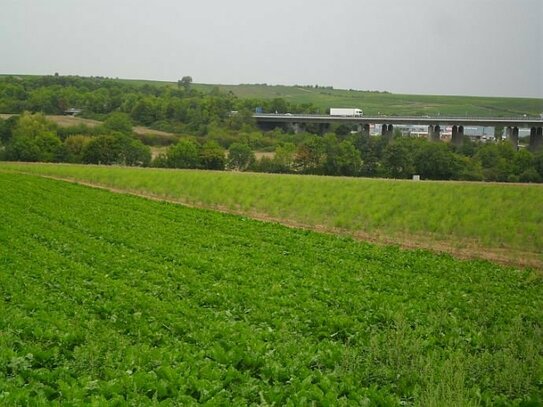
330 108 363 117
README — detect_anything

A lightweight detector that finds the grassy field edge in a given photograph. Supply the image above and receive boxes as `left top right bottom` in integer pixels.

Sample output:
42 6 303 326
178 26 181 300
2 163 541 269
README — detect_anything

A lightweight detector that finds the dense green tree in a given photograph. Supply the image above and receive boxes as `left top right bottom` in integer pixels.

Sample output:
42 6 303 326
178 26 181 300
534 152 543 178
121 136 151 166
475 144 500 169
167 140 200 169
27 87 58 114
5 135 42 161
11 112 57 139
64 135 92 163
5 112 63 162
496 141 516 161
321 134 360 176
34 132 65 162
329 140 361 176
82 133 150 166
383 139 415 178
0 116 18 144
81 135 122 165
512 149 534 176
354 134 385 177
414 142 461 180
269 98 288 113
294 137 326 174
199 141 225 170
227 109 256 131
273 143 296 171
482 157 513 182
103 112 133 135
130 98 159 126
179 76 193 91
519 168 542 183
227 143 255 171
455 156 484 181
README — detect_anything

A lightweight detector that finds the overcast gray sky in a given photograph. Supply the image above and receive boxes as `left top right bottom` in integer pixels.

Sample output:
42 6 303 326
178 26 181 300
1 0 541 98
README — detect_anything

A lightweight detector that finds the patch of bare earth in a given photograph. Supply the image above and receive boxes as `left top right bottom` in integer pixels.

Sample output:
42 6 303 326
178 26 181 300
1 114 178 139
255 151 275 160
10 171 541 271
132 126 176 138
46 115 102 127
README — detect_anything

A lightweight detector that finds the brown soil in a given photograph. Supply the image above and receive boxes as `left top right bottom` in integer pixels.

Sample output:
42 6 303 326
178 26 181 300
46 115 102 127
254 151 275 160
132 126 176 138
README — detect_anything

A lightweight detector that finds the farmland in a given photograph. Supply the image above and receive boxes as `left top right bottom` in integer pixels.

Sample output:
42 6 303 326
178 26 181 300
1 162 542 268
0 172 542 405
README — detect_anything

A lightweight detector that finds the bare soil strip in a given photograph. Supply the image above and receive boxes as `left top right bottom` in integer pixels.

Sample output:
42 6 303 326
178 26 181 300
9 170 541 270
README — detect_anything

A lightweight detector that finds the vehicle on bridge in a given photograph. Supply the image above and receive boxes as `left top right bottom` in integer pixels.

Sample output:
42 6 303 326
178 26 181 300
330 108 363 117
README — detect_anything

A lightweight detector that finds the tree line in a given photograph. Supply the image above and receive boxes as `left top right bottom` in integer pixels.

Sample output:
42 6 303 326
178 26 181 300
0 75 314 135
1 75 542 182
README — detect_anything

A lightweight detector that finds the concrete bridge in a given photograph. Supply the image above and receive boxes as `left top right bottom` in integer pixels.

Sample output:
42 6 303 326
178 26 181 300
253 113 543 149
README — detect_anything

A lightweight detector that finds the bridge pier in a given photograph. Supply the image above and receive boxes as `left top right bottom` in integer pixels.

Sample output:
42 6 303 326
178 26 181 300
451 125 464 146
381 124 394 139
529 127 543 151
506 126 519 149
428 124 441 141
252 114 543 144
505 126 512 140
363 123 370 137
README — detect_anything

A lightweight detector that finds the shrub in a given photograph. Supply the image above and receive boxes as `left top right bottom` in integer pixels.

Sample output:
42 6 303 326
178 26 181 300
227 143 255 171
166 140 200 169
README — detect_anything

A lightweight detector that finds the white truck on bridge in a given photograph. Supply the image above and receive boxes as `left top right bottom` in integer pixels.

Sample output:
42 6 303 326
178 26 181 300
330 108 363 117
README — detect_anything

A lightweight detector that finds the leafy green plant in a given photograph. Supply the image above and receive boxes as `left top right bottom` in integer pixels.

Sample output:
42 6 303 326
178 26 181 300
0 172 542 405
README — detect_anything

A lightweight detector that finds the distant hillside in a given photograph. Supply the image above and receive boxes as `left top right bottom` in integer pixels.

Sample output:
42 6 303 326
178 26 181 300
191 83 543 117
120 79 543 117
2 74 542 117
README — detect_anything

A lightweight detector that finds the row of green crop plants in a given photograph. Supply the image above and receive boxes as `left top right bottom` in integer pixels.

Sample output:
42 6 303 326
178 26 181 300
2 112 543 182
3 162 542 257
1 172 542 405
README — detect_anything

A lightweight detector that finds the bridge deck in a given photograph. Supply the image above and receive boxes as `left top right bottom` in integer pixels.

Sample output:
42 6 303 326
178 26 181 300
253 114 543 128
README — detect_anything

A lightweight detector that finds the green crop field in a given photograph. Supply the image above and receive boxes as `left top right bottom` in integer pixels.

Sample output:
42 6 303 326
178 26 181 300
2 162 542 268
0 172 542 405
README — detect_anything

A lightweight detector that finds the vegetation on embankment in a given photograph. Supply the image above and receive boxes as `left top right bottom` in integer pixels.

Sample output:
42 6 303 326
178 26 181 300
1 172 542 405
2 162 542 267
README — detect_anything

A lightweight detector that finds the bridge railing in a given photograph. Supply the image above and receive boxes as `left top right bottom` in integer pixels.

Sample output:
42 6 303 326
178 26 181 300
253 113 543 122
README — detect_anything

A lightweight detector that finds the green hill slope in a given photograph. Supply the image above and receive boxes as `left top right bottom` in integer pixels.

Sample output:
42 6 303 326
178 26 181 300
192 83 543 116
